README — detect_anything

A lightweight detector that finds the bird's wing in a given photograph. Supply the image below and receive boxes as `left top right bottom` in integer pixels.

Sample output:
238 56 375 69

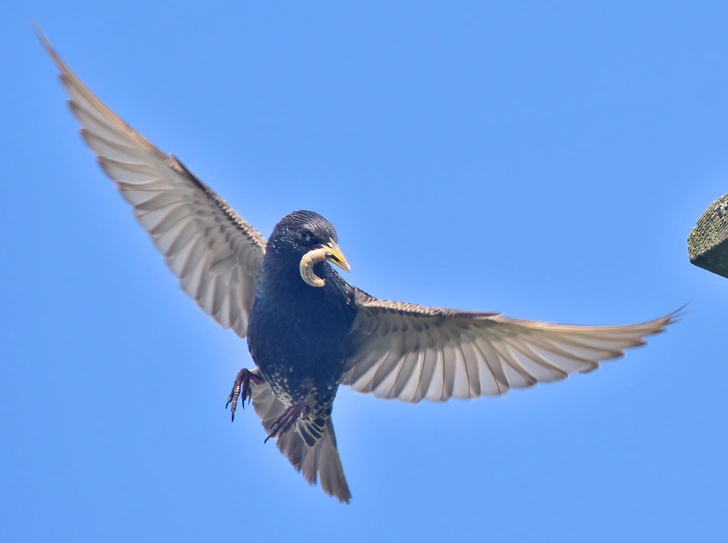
342 289 679 402
39 30 266 338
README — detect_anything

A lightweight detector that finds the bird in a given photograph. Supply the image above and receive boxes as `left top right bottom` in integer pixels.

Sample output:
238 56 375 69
37 28 680 503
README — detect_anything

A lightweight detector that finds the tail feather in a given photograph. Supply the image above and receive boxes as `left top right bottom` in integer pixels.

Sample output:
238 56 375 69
250 373 351 503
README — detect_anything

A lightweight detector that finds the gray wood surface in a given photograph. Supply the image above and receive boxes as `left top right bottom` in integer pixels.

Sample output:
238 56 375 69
688 193 728 279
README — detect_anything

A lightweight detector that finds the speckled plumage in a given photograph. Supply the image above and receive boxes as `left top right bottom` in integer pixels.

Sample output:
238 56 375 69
39 29 681 504
248 213 356 447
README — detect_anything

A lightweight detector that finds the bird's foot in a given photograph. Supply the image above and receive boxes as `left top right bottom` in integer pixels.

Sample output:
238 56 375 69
225 368 263 421
264 400 307 443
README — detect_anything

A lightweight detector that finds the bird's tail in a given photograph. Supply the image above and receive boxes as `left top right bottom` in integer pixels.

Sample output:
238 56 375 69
250 374 351 503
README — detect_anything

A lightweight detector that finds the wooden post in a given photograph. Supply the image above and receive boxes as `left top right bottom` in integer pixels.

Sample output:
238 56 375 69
688 193 728 279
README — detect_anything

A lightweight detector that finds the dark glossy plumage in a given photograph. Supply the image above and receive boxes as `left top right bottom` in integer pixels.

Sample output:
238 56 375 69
246 212 357 500
39 30 681 504
250 212 356 404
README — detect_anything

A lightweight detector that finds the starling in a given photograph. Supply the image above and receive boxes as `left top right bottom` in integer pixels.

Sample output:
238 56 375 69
38 30 680 503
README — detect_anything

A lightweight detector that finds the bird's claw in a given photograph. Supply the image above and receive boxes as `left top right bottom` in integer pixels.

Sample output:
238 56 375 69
264 400 307 443
225 368 262 421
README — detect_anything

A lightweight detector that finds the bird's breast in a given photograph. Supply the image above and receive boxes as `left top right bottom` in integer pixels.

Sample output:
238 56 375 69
247 272 357 404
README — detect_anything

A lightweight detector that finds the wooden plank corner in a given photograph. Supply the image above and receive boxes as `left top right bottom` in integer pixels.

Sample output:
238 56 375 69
688 193 728 279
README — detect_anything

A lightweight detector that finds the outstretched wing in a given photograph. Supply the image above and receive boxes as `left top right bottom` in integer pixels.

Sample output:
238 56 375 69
39 30 266 337
342 289 680 403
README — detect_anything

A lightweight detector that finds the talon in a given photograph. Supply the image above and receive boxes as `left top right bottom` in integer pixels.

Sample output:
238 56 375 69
264 400 306 443
225 369 262 422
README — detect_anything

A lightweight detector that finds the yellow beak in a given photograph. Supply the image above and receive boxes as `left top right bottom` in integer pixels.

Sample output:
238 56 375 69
324 241 351 273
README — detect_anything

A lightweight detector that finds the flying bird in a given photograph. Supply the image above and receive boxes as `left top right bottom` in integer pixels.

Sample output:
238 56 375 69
38 29 679 503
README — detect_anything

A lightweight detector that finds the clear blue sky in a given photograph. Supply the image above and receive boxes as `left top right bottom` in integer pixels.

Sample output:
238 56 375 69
5 2 727 541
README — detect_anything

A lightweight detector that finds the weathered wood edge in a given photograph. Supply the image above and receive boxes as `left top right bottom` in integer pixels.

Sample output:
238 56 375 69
688 193 728 279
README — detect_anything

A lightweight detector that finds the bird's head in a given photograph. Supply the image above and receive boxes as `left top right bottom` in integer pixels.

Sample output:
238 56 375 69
269 211 351 288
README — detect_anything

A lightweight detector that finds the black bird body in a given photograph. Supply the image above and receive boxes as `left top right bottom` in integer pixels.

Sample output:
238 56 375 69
248 212 357 442
38 29 681 504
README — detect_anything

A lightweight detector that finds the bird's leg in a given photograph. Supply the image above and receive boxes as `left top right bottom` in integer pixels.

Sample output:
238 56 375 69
264 400 307 443
225 368 263 421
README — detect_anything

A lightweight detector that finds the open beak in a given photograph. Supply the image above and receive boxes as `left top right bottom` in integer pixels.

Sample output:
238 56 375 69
324 241 351 273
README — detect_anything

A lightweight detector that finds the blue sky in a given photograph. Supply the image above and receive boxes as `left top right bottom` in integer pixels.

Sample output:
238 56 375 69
5 2 728 541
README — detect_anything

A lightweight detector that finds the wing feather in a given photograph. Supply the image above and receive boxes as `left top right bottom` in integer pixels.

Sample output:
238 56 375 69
39 31 266 337
343 289 680 403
